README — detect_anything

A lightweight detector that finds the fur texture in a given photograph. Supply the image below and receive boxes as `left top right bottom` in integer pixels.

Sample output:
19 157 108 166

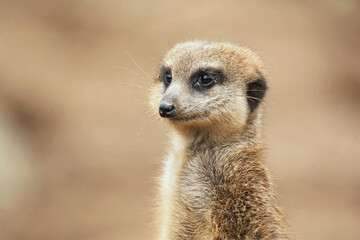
150 41 289 240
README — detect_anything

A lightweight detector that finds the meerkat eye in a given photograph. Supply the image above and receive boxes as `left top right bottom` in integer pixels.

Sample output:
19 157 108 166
198 73 216 87
164 72 172 85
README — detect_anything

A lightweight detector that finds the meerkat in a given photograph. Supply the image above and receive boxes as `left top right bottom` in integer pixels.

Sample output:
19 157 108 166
150 41 289 240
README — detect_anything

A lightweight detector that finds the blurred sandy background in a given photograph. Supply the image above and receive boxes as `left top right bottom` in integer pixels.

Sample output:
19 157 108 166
0 0 359 239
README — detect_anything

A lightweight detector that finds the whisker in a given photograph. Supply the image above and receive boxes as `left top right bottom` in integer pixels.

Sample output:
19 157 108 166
246 97 272 113
128 83 149 91
112 65 140 76
246 90 267 92
126 51 152 80
246 96 263 101
133 105 160 138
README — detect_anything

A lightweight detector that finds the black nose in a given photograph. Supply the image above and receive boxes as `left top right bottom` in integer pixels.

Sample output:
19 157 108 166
159 103 175 118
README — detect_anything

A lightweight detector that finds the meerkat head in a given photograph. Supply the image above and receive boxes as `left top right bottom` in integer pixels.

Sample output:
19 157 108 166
150 41 267 136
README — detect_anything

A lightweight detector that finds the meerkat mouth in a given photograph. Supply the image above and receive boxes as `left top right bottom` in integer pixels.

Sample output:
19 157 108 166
170 112 210 122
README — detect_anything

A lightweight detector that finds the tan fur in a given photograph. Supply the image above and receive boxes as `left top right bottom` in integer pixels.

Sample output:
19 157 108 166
150 41 289 239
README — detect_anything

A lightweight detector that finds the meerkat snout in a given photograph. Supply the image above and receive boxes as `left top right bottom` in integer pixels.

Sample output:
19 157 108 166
159 103 176 117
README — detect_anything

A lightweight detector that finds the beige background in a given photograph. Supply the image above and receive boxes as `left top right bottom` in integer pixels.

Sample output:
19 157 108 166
0 0 360 239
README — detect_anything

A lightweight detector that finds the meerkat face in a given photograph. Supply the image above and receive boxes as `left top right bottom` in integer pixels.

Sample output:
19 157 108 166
150 41 267 133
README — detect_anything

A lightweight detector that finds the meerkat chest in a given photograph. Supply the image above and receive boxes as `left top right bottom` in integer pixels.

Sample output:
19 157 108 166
177 153 216 214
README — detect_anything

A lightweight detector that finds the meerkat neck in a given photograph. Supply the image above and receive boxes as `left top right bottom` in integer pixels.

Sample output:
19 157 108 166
174 113 263 149
172 114 264 157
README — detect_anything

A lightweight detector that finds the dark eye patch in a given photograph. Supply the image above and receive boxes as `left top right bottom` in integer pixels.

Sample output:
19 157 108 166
190 68 224 91
159 67 172 86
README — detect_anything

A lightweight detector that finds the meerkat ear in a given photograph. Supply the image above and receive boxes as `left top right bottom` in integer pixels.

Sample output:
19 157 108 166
246 74 267 112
